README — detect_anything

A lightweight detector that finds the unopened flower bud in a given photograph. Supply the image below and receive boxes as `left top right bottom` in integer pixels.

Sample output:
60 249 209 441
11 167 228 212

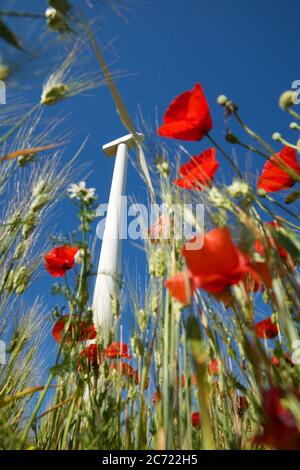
272 132 282 141
217 95 228 106
279 90 296 110
225 133 239 144
257 188 267 197
289 122 299 130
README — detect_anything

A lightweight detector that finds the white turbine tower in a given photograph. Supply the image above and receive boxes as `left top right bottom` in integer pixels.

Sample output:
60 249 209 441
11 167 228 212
92 133 144 331
84 23 154 333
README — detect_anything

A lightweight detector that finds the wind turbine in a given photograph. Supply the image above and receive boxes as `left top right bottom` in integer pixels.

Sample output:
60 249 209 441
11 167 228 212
85 23 154 332
92 132 144 331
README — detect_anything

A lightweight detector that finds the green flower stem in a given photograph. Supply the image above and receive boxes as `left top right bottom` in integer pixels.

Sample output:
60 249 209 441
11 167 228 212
277 136 300 152
255 195 300 230
287 107 300 121
265 194 300 223
76 202 89 311
233 111 300 182
206 133 243 178
233 110 274 155
236 141 270 160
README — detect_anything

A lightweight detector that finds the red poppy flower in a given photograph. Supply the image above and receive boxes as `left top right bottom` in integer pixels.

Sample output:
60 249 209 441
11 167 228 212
110 362 139 385
208 358 220 376
52 316 97 343
103 342 131 360
192 411 201 428
164 271 197 304
257 146 300 192
174 148 219 190
254 386 300 450
157 83 213 141
80 343 101 370
166 228 268 304
44 245 78 277
182 227 259 294
255 317 279 339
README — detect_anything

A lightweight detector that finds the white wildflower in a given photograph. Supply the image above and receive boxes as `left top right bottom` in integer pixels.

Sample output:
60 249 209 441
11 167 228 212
67 181 96 203
227 180 252 198
74 248 91 264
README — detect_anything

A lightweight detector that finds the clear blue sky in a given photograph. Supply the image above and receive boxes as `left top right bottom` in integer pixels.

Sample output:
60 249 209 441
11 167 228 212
4 0 300 351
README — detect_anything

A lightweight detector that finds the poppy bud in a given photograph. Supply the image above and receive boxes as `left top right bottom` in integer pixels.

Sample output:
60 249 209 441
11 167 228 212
279 90 296 110
217 94 229 106
257 188 267 197
272 132 282 142
217 95 238 114
225 133 239 144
